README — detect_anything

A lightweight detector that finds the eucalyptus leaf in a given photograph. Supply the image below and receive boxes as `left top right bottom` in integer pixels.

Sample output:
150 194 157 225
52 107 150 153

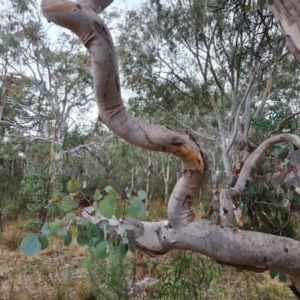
67 180 81 192
77 230 92 246
41 223 52 235
117 222 127 236
96 241 109 259
64 231 72 246
278 271 286 282
66 212 77 222
114 243 128 260
94 189 103 201
61 197 77 212
129 197 145 218
114 205 124 219
138 190 147 200
104 186 117 195
21 235 41 256
269 268 279 279
257 0 266 8
38 235 49 250
99 198 114 218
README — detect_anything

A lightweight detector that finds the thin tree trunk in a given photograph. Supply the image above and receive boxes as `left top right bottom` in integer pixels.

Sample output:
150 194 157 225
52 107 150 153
145 151 152 216
162 157 170 204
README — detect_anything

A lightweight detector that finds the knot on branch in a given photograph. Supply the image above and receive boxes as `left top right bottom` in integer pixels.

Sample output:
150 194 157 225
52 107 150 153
219 188 241 228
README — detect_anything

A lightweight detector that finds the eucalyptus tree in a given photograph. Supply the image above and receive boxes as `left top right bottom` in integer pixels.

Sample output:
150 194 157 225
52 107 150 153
39 0 300 295
118 0 290 180
0 0 99 219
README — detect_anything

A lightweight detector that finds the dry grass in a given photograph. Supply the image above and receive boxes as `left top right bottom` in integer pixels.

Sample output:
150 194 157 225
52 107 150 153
0 224 89 300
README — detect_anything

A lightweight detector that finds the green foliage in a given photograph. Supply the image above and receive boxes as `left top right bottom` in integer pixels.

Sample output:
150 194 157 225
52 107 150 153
67 180 81 193
129 197 145 218
93 189 102 201
60 196 77 212
234 142 300 237
95 241 109 259
20 144 52 218
21 235 41 256
269 268 286 282
84 251 136 300
157 251 215 300
21 182 146 258
256 0 274 8
99 197 115 218
23 219 42 233
251 97 298 143
38 235 49 249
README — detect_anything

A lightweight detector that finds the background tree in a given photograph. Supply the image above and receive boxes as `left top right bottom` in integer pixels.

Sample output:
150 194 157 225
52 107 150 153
0 0 104 223
117 0 300 233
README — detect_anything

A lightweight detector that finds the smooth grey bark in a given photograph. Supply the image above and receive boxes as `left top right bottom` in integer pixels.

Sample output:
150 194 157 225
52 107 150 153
41 0 300 295
271 0 300 62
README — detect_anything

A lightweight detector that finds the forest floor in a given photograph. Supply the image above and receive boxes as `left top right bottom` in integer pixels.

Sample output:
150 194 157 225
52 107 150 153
0 212 297 300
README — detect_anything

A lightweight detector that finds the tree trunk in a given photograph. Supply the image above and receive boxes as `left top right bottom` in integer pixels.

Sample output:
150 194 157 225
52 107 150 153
271 0 300 62
145 151 152 216
162 156 170 204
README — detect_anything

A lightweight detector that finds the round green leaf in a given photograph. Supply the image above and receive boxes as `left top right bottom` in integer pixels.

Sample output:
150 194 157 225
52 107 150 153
99 198 114 218
265 192 275 203
70 225 78 235
104 186 117 194
61 197 77 212
129 197 145 218
64 231 72 246
283 225 295 238
129 245 136 254
114 243 128 260
269 268 279 279
96 241 109 259
41 223 52 235
279 271 287 282
94 189 103 201
77 230 92 246
114 205 124 219
50 192 61 204
49 220 62 235
38 235 49 250
58 226 68 236
67 180 81 192
138 190 147 200
66 212 77 222
21 235 41 256
117 222 127 236
91 224 104 241
79 219 89 230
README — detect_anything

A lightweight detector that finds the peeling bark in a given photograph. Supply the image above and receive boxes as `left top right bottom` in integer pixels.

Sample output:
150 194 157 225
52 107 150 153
40 0 300 294
271 0 300 62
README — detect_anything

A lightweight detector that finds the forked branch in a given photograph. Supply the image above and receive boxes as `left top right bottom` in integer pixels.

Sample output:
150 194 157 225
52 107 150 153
220 134 300 227
41 0 207 229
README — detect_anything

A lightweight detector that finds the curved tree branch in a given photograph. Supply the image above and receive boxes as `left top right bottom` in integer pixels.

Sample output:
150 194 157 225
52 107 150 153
220 134 300 227
40 1 300 293
41 0 207 229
